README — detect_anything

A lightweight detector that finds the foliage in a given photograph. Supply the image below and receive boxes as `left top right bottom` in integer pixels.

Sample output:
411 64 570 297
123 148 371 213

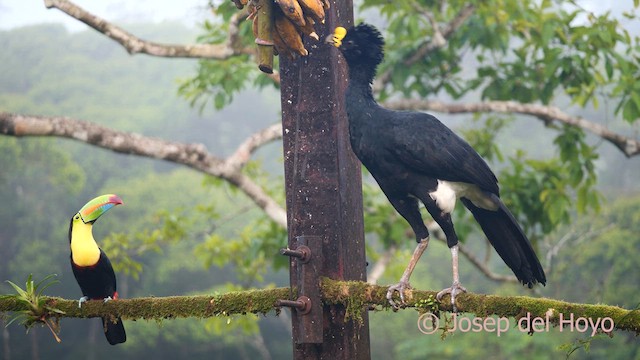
363 0 640 123
177 2 279 110
549 195 640 309
2 1 640 358
0 138 86 282
178 55 257 111
499 134 601 242
0 274 64 342
100 211 185 280
0 23 286 358
177 0 640 247
362 180 414 248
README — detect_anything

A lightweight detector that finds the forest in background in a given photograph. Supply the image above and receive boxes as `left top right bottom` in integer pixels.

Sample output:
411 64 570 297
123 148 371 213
1 17 639 360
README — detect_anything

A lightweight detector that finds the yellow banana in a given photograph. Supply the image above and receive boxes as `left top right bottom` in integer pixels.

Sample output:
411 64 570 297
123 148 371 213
298 0 325 24
272 25 291 58
275 11 308 57
231 0 245 10
299 16 319 41
275 0 306 27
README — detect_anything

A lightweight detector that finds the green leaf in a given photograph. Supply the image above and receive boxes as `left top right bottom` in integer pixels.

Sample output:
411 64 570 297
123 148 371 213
35 274 60 296
622 97 640 122
5 280 28 299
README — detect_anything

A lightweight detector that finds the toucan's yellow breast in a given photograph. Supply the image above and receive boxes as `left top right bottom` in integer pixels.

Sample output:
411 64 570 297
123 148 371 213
70 218 101 266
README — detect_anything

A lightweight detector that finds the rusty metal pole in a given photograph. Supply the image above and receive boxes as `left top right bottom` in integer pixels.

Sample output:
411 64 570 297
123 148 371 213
279 1 371 359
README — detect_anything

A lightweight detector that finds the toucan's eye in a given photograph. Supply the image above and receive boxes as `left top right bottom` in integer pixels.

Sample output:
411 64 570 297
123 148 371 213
74 215 80 220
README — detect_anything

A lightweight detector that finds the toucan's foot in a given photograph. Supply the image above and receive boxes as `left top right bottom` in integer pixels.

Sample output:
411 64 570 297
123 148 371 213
78 296 89 308
436 282 467 312
386 281 412 309
103 296 113 303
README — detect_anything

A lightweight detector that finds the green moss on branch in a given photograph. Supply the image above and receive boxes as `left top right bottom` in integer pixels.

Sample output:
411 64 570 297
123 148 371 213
1 287 293 320
320 278 640 335
1 280 639 335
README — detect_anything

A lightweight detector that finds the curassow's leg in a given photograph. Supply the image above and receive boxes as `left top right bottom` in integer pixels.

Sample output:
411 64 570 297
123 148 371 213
386 238 429 308
436 245 467 312
421 195 467 312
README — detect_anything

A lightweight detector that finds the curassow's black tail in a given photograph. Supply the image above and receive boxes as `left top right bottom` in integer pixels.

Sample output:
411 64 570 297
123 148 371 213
103 316 126 345
461 194 546 287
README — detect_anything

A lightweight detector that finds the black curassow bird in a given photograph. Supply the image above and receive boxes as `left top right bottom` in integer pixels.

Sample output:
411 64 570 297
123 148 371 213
69 194 126 344
326 24 546 310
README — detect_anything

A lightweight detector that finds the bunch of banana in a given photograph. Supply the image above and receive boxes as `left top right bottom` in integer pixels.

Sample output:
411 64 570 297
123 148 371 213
273 0 330 58
231 0 249 9
239 0 330 60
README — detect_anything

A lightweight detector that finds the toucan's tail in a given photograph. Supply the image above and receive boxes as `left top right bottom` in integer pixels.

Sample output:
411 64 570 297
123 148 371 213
461 194 546 287
102 316 126 345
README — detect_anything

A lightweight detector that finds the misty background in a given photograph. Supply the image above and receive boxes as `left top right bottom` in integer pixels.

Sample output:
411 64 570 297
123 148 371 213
1 1 639 359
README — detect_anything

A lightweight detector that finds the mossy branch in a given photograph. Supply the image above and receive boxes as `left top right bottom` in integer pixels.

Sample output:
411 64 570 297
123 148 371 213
1 280 639 335
0 288 293 320
321 278 640 335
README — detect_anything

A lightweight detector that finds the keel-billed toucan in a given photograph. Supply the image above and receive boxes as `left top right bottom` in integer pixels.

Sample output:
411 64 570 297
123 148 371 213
69 194 126 345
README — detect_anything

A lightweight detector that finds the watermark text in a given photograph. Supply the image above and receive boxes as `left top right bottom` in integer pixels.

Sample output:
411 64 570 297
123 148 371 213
417 312 614 336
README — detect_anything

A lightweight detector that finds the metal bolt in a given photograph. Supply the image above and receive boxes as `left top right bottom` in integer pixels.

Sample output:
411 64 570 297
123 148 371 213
280 245 311 263
276 296 312 315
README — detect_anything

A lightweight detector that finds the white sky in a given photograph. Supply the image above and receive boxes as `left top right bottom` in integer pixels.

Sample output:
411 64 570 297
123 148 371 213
0 0 210 31
0 1 635 32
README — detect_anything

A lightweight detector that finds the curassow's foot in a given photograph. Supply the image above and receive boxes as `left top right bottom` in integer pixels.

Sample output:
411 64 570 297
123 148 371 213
436 281 467 312
78 296 89 308
386 238 430 309
386 281 412 309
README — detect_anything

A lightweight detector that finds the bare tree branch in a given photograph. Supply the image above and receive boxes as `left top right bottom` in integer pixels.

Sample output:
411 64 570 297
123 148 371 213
544 224 614 275
41 0 637 158
0 111 531 284
0 112 287 227
226 123 283 172
9 104 618 284
375 3 476 90
43 0 282 84
367 245 397 285
454 240 519 283
424 220 519 283
410 2 478 62
414 2 447 49
249 334 272 360
367 218 518 285
384 99 640 157
43 0 246 59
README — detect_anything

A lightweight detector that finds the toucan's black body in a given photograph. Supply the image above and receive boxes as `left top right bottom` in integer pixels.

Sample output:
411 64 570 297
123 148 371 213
329 23 545 307
68 194 126 345
70 249 118 300
70 252 125 345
